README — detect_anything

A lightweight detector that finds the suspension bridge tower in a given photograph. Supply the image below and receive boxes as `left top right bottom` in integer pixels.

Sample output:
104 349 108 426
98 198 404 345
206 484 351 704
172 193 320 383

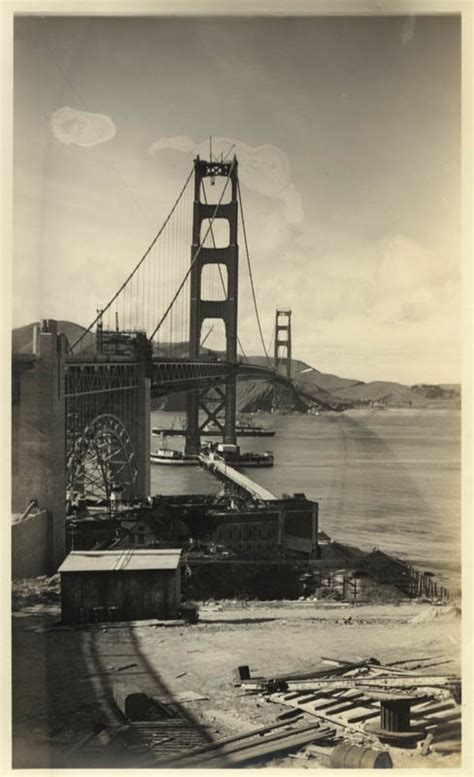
274 309 292 379
185 157 239 455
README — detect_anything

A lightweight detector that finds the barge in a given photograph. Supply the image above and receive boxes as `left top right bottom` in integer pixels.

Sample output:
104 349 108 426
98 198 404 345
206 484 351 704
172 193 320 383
152 416 275 438
205 443 274 468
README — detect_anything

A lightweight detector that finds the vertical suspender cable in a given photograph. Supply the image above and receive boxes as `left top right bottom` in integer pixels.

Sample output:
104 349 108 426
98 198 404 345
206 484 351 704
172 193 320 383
70 164 195 352
237 179 273 370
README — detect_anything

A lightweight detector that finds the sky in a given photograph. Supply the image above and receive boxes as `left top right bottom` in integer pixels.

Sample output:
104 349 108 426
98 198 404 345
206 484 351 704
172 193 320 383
13 14 461 384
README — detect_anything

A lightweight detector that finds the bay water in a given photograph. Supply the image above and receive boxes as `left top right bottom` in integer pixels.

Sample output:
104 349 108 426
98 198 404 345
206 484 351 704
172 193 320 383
150 408 461 587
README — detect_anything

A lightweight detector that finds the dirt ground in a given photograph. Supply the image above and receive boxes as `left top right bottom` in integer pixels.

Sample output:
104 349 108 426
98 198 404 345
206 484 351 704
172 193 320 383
11 597 462 769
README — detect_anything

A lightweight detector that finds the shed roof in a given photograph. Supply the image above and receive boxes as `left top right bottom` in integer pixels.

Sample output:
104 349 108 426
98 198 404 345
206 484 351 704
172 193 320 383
58 549 182 573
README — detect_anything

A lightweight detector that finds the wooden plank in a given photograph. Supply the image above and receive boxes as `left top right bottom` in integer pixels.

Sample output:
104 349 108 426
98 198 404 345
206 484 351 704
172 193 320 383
283 675 458 691
412 702 457 719
431 741 461 753
170 725 336 768
156 716 305 762
284 691 332 704
218 726 336 767
423 711 462 725
430 724 462 742
335 690 367 702
370 660 453 676
425 718 462 735
282 691 315 701
308 697 349 711
316 701 364 715
269 694 368 733
338 707 380 724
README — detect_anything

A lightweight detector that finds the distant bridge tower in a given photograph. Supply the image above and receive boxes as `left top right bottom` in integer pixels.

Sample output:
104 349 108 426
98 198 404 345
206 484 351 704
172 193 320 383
185 157 239 455
274 309 292 380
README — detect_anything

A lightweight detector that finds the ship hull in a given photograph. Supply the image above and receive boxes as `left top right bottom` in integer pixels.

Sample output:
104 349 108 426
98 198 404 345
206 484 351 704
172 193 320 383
152 428 275 438
236 460 274 468
150 453 199 466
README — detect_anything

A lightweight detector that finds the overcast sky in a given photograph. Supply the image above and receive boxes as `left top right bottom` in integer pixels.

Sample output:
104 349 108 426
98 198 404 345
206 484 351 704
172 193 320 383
13 14 461 384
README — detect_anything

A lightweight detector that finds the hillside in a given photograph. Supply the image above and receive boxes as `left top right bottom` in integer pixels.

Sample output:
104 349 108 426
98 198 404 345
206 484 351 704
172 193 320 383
12 321 95 354
240 356 460 410
330 379 460 406
12 322 460 410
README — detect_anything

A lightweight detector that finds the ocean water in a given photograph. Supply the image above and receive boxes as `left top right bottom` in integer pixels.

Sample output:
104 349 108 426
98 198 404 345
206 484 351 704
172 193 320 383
150 408 461 586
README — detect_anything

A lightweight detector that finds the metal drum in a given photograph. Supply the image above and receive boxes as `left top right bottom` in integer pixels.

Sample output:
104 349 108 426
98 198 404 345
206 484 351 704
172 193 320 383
330 744 393 769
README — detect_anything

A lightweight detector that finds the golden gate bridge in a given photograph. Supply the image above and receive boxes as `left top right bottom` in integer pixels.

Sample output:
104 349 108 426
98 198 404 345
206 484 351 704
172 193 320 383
63 155 299 516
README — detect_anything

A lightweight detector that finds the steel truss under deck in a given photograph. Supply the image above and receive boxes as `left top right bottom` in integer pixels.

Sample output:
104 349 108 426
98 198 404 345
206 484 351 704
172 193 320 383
65 361 140 398
65 358 284 400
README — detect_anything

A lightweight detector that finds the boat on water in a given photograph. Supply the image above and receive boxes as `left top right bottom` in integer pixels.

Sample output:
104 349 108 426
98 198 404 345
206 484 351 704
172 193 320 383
205 443 274 469
233 451 274 468
202 416 276 438
150 448 199 465
150 434 198 466
150 436 274 468
152 415 275 438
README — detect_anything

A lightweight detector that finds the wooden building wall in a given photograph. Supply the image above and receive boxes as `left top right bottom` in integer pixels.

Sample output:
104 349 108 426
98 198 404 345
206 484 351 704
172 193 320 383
61 569 180 624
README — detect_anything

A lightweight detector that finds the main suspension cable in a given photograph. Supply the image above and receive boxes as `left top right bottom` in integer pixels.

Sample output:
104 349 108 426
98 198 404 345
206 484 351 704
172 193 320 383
70 163 196 351
237 179 273 370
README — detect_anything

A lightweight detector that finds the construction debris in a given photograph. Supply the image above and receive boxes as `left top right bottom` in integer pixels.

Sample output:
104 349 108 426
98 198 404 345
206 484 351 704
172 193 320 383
308 742 393 768
152 690 208 704
113 687 151 721
157 718 336 768
364 690 429 745
235 655 461 758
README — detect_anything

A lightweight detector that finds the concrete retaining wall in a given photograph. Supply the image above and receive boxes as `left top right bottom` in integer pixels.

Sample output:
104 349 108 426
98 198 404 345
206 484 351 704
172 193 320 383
12 322 67 571
12 510 51 579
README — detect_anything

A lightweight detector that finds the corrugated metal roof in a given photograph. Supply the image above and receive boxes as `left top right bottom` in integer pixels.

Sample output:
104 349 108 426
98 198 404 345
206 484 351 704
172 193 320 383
58 549 182 573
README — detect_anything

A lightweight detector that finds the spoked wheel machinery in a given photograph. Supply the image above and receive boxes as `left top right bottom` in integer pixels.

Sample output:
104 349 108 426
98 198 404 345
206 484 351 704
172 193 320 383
66 413 138 505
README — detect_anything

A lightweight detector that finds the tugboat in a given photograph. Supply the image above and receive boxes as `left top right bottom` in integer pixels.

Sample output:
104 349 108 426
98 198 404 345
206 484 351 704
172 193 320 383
150 435 199 466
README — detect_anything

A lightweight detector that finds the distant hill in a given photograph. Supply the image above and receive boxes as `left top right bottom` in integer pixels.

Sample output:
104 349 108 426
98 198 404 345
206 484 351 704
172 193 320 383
328 379 460 406
12 322 460 410
12 321 95 354
236 355 460 411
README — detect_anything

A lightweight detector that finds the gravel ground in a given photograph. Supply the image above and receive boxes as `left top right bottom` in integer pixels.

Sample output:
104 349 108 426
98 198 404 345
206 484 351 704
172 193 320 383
12 598 462 769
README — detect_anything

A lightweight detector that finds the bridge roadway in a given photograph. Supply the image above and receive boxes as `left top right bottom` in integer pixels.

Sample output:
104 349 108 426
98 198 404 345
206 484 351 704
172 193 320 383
65 355 290 398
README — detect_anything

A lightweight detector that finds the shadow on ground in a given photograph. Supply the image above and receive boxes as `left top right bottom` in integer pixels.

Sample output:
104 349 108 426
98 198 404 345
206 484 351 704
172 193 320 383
12 613 216 768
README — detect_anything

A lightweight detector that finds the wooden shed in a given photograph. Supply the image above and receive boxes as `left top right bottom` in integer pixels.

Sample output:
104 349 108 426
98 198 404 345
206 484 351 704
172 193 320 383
58 549 182 624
